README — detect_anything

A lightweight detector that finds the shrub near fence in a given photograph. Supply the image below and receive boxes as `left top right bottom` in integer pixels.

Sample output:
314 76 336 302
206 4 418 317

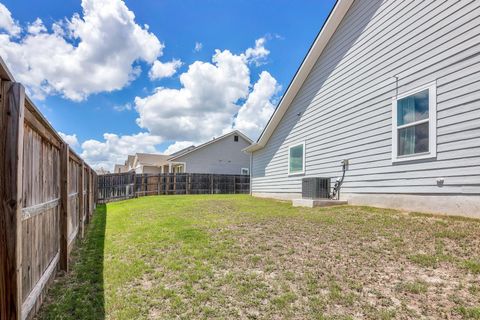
0 61 98 320
97 173 250 203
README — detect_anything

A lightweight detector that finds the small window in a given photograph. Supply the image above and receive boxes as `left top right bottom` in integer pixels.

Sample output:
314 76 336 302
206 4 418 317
288 142 305 175
241 168 249 175
234 135 239 142
392 82 437 162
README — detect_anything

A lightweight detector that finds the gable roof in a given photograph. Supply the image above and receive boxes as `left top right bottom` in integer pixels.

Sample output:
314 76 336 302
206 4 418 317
168 130 253 161
244 0 354 153
114 164 127 173
169 145 196 158
134 153 170 167
126 155 135 166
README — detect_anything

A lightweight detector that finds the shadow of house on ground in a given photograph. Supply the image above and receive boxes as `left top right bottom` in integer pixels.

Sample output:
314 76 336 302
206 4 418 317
37 204 107 320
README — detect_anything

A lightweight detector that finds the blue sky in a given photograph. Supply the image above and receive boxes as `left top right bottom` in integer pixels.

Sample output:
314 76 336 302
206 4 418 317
0 0 335 169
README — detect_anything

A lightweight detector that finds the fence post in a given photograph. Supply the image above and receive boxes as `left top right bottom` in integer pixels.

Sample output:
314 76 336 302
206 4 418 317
88 169 93 217
0 81 25 320
85 168 90 225
143 174 147 197
173 173 177 194
130 172 135 199
162 174 165 195
59 143 69 272
166 174 169 195
210 174 214 194
78 162 85 238
146 174 149 196
187 174 191 194
93 173 97 207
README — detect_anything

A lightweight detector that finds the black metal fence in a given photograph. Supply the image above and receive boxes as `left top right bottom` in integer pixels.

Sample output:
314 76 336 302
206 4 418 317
97 172 250 203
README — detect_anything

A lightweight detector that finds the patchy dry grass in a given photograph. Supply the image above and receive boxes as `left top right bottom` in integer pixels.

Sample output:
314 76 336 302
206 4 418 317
38 195 480 319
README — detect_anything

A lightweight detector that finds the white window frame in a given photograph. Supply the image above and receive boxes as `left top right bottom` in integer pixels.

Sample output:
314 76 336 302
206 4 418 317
392 82 437 163
288 141 306 176
241 168 249 175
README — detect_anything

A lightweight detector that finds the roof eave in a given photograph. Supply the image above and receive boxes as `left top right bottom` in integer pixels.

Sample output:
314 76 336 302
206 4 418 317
243 143 261 153
252 0 354 151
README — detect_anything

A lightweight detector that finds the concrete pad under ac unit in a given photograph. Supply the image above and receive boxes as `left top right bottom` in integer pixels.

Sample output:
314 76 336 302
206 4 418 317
292 199 348 208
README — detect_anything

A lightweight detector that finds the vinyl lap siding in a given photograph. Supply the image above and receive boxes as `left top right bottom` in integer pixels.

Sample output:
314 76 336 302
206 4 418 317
174 135 251 174
252 0 480 195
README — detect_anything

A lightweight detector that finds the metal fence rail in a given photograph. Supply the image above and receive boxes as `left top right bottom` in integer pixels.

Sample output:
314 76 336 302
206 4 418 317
98 172 250 203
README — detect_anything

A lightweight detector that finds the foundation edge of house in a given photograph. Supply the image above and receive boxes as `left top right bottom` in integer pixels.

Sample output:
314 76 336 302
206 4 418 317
252 192 480 219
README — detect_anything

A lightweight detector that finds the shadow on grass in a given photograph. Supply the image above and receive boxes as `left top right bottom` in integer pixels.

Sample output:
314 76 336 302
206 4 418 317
37 204 107 320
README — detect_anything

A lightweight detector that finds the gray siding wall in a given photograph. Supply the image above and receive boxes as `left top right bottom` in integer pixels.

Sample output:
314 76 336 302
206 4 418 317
175 135 251 174
252 0 480 195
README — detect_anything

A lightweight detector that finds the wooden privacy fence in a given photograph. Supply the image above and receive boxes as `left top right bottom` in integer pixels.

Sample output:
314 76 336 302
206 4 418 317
97 172 250 203
0 66 98 319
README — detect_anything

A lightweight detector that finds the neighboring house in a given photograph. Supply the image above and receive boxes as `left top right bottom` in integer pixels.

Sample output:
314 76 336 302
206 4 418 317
168 131 252 175
126 155 135 171
114 164 127 173
113 131 252 175
245 0 480 216
96 168 110 175
114 155 136 173
132 153 170 174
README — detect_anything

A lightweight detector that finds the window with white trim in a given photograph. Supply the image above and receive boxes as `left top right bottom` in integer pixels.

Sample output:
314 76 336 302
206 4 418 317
241 168 249 175
288 142 305 175
392 82 437 162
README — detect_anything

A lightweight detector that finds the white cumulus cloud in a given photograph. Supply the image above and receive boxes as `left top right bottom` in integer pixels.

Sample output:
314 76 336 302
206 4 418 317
194 41 202 52
27 18 47 35
86 37 279 170
135 38 277 143
245 37 270 66
233 71 280 139
163 141 196 155
149 58 182 80
81 132 163 170
0 2 281 171
0 0 165 101
113 102 132 112
58 132 79 147
0 3 21 36
135 48 250 141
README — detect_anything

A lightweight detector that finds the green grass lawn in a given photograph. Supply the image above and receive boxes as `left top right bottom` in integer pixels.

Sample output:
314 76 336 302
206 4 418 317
38 195 480 319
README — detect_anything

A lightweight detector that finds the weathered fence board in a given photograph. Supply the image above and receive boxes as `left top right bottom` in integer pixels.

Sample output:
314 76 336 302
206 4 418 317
59 143 69 272
0 80 25 320
98 172 250 203
0 61 98 320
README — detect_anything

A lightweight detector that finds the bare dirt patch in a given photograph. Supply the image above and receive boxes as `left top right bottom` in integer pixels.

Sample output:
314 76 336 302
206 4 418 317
205 207 480 319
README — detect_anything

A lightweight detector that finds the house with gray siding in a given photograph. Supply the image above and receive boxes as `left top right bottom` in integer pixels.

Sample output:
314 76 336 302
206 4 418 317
245 0 480 217
169 130 252 175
